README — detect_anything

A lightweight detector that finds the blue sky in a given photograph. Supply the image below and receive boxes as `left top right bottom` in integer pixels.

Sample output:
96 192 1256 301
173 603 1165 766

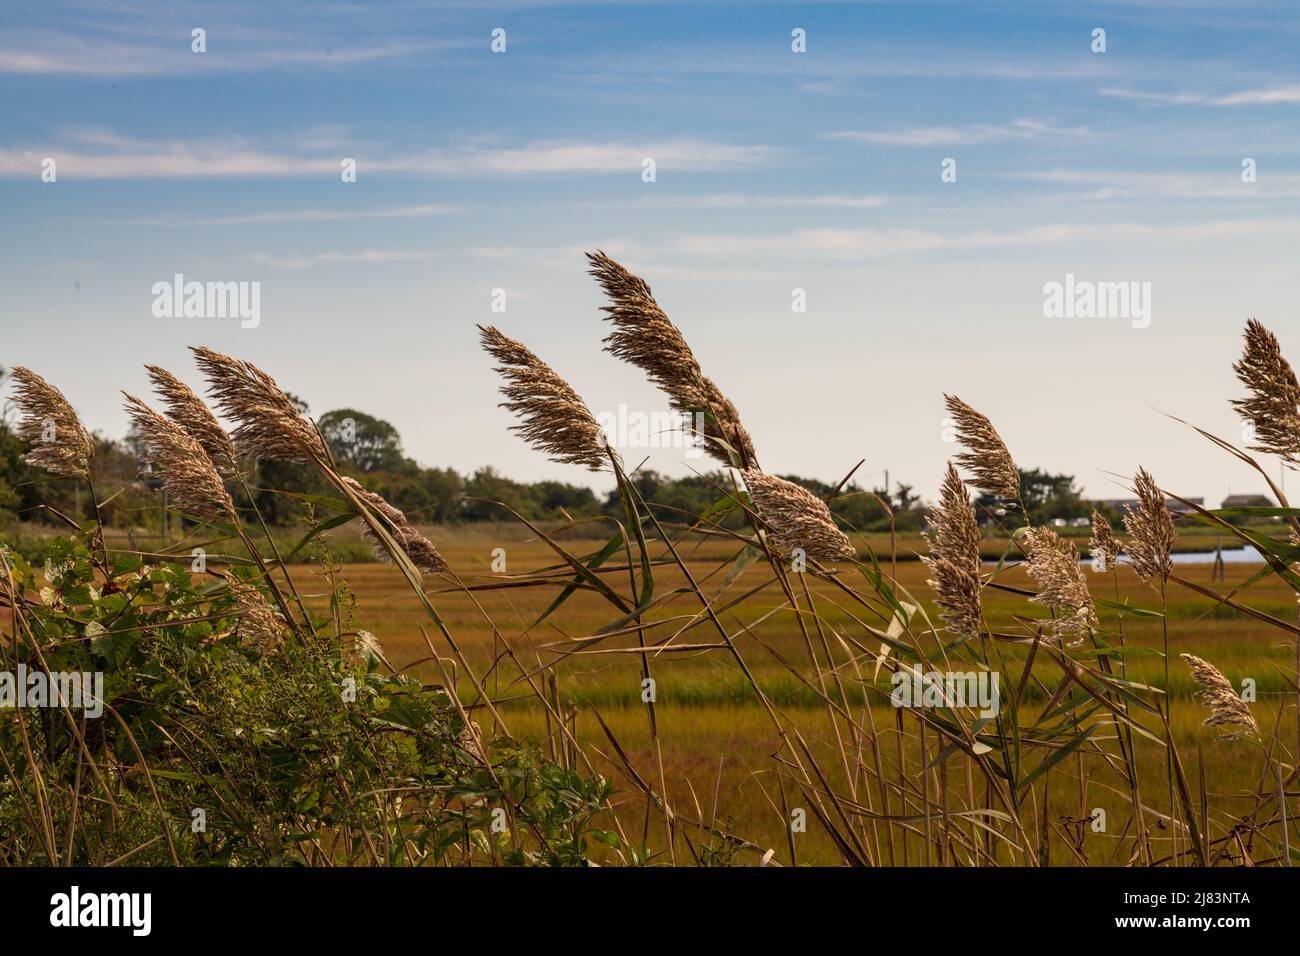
4 0 1300 504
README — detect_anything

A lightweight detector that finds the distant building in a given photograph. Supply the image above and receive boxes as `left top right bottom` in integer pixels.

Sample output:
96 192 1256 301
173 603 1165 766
1090 497 1203 514
1221 493 1274 509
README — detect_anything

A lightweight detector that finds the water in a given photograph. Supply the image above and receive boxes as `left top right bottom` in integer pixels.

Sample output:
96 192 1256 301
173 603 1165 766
988 546 1266 567
1169 546 1264 565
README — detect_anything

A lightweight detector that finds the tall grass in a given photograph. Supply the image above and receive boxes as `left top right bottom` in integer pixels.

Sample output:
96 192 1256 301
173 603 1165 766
1 267 1297 867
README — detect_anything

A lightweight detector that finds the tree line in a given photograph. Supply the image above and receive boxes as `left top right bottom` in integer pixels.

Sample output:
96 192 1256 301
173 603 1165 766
1 375 1090 533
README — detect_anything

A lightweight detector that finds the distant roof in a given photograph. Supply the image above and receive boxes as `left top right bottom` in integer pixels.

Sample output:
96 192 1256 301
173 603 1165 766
1221 493 1275 508
1090 497 1204 512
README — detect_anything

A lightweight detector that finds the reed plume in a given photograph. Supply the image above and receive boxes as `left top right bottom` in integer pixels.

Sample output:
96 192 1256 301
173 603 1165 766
740 469 855 561
224 573 287 656
943 395 1019 502
145 365 239 477
1231 318 1300 464
1123 468 1174 590
354 630 391 670
10 367 93 478
586 250 756 466
1180 653 1258 741
1023 526 1097 641
922 463 984 641
190 346 328 464
478 325 613 471
341 476 448 574
123 394 235 521
1088 508 1122 573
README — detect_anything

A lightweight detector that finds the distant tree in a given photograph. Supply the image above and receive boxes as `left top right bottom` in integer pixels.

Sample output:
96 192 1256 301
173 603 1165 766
892 483 920 512
318 408 404 474
251 393 332 525
975 468 1087 525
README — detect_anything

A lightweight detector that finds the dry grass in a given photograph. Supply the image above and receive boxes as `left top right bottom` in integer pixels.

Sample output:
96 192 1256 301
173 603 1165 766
740 469 855 561
587 250 756 467
9 366 92 479
478 325 613 471
122 393 235 522
4 269 1298 868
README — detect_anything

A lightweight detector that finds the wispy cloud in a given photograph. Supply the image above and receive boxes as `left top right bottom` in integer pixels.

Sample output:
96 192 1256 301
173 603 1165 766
825 119 1088 148
587 193 889 210
669 219 1294 261
1100 84 1300 106
250 249 439 270
98 203 458 227
0 28 466 76
0 136 772 179
1024 168 1300 200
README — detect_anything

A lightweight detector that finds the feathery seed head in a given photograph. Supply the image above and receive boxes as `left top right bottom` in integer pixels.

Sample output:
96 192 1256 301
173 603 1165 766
1123 468 1175 590
943 394 1020 502
1231 319 1300 463
10 367 93 478
341 477 449 575
224 573 287 656
145 365 239 477
1088 509 1122 573
586 250 756 466
740 469 855 561
1023 526 1098 641
478 325 613 471
190 346 328 464
1180 653 1258 741
123 393 235 521
921 463 985 641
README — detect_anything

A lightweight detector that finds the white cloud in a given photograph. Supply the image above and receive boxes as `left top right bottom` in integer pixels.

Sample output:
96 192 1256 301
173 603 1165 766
1100 85 1300 106
0 31 462 76
249 249 438 269
0 136 772 179
669 219 1295 261
825 119 1088 148
108 204 458 227
1024 168 1300 200
587 193 889 210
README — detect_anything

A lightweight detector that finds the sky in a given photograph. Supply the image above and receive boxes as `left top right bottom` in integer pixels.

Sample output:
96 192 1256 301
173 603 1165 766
3 0 1300 506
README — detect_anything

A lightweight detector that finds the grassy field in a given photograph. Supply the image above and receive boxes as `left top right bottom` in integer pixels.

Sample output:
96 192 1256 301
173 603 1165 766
288 526 1298 865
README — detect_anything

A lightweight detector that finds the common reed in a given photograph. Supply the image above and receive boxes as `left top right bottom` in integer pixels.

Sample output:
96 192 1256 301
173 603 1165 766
1123 468 1175 590
1180 654 1259 741
1231 318 1300 464
1088 508 1121 573
341 476 448 574
224 572 288 656
122 393 236 521
1023 526 1097 641
943 394 1019 502
478 325 613 471
922 463 984 642
9 367 93 479
6 258 1298 872
145 365 240 477
355 629 391 669
739 469 855 561
190 346 328 464
586 250 756 467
